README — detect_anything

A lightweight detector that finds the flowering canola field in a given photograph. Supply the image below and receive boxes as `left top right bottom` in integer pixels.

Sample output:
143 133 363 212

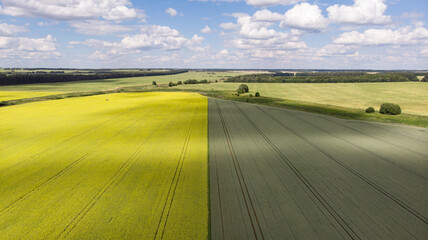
0 92 208 239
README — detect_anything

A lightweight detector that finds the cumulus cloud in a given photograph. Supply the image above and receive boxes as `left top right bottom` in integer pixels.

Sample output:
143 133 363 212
327 0 392 25
0 35 56 52
237 15 276 39
245 0 303 7
0 23 27 36
280 3 328 31
165 8 178 17
201 25 213 33
220 22 239 30
74 24 205 55
70 20 134 36
0 34 61 63
251 9 282 22
0 0 140 21
333 26 428 45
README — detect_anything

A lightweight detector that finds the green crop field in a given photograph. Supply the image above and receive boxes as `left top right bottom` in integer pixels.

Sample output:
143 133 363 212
209 99 428 239
0 71 246 92
0 91 65 101
177 82 428 116
0 92 208 239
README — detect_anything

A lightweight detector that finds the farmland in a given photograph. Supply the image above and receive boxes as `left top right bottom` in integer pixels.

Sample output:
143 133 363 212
209 99 428 239
0 91 65 101
0 71 245 92
0 92 208 239
177 82 428 116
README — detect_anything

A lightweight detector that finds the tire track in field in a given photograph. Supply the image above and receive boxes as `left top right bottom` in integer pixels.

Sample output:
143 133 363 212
319 116 428 159
214 100 265 240
287 111 428 182
57 106 179 240
210 112 226 240
0 100 153 175
0 103 161 217
153 107 199 240
257 106 428 225
234 102 360 240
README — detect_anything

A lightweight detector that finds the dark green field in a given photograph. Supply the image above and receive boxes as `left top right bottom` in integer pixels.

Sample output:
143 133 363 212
209 98 428 239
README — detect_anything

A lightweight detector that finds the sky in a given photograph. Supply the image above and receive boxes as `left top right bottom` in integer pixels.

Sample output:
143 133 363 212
0 0 427 69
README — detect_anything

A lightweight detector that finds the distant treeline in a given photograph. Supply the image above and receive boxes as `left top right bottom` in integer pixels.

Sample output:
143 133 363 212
226 72 419 83
0 70 188 86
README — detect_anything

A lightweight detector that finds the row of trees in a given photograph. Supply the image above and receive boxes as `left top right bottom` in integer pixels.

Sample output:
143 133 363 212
226 72 420 83
0 70 188 86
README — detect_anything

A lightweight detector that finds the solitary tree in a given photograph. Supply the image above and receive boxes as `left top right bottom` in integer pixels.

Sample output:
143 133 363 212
152 81 157 85
237 84 249 94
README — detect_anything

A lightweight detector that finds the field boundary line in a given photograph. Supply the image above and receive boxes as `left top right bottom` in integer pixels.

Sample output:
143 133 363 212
57 106 180 239
234 102 360 240
153 106 199 240
258 106 428 225
0 102 162 217
214 100 265 240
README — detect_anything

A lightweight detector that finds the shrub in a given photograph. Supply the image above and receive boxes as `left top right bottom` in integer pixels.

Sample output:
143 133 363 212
255 92 260 97
237 84 249 94
184 79 198 84
249 94 253 97
152 81 157 85
199 79 208 84
169 82 176 87
177 81 182 85
380 103 401 115
422 75 428 82
365 107 375 113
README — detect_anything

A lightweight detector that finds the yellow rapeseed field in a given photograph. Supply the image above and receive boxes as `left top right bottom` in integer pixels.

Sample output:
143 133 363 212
0 92 208 239
0 91 64 101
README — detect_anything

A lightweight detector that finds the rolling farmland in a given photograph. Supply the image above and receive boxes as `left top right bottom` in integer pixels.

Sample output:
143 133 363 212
0 91 65 101
178 82 428 116
0 71 245 92
209 99 428 239
0 92 208 239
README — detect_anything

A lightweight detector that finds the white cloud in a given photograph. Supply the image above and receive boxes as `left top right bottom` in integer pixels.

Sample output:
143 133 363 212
0 23 27 36
0 35 56 52
251 9 282 22
0 34 61 64
280 3 328 31
201 25 213 33
0 0 140 21
334 27 428 45
245 0 303 7
165 8 178 17
220 22 239 30
327 0 392 25
74 25 205 56
70 20 134 36
237 15 276 39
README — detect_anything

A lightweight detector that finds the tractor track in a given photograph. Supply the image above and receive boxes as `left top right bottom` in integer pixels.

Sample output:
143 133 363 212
0 102 162 217
319 116 428 159
234 102 360 240
57 106 179 239
153 107 199 240
0 100 153 175
258 106 428 225
215 100 265 240
286 110 428 182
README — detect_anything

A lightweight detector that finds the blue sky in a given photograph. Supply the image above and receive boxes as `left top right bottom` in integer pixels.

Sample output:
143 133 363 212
0 0 427 69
